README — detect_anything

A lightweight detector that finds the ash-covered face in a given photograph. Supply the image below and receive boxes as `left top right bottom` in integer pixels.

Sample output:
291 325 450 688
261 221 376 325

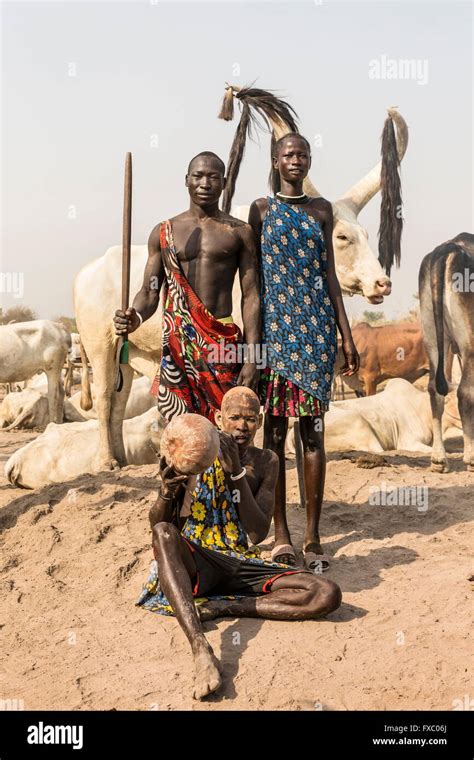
215 389 262 451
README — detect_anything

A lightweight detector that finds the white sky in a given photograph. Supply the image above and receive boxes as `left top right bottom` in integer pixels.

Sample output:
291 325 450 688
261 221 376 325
1 0 472 322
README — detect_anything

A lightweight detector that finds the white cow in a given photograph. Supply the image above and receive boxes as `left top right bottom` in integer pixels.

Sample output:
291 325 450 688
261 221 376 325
0 376 155 429
286 379 460 455
5 407 166 489
67 375 155 421
0 389 50 430
0 386 93 428
0 320 70 423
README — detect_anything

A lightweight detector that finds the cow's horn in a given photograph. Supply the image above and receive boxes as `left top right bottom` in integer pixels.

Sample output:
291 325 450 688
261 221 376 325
337 107 409 215
3 410 32 431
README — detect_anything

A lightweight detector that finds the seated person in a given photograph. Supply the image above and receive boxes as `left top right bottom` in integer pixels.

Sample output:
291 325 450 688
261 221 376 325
137 387 341 700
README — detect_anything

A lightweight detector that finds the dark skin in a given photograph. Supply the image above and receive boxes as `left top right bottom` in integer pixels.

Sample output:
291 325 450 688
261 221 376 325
248 136 360 566
149 389 341 700
113 154 260 389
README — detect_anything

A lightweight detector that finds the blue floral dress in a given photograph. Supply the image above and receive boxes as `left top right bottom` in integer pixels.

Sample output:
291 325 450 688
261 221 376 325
259 196 338 415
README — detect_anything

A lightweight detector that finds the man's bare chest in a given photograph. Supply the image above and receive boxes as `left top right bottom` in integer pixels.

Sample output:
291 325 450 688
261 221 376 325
171 222 241 266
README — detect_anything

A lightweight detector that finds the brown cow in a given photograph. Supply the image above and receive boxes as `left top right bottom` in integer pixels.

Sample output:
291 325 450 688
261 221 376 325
335 321 429 396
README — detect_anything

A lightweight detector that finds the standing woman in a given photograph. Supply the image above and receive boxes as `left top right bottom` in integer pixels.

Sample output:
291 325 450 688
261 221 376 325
248 133 359 569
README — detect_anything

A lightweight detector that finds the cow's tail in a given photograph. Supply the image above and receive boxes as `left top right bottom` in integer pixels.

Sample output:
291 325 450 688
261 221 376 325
5 456 25 487
432 250 450 396
79 340 93 411
4 457 17 484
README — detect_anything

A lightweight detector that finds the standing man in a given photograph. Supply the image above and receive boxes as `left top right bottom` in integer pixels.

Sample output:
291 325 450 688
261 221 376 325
113 151 260 422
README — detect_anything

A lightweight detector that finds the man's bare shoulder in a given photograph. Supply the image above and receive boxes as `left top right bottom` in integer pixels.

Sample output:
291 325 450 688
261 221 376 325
219 210 248 229
168 211 191 223
148 223 162 248
247 445 279 472
217 212 257 249
149 211 187 237
233 220 257 247
149 213 190 246
262 448 279 469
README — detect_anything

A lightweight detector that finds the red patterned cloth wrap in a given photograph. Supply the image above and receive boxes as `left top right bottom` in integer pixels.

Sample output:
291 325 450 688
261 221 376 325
260 367 328 417
150 221 242 424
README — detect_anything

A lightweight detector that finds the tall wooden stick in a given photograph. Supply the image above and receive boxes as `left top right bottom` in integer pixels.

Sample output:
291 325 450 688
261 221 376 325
114 152 132 392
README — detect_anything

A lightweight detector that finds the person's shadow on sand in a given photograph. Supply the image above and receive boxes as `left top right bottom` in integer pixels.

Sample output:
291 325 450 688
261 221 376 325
200 599 366 702
299 480 473 595
200 618 263 702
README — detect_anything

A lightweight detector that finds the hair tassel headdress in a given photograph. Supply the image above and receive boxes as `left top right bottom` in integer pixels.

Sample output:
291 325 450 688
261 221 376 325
218 84 300 213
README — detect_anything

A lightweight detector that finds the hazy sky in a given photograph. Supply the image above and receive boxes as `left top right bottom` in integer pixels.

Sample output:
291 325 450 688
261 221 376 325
1 0 472 322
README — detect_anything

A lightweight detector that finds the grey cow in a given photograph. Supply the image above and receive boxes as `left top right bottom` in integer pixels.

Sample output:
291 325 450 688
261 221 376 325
419 232 474 471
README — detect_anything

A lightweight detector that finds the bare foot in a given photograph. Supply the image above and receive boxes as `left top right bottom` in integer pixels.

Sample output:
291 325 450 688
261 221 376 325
192 645 222 700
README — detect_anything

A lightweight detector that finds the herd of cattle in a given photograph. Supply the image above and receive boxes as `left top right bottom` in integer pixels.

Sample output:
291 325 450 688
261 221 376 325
0 231 473 489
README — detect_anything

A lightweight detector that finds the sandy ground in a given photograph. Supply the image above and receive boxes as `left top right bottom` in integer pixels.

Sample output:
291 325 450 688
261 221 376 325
0 418 472 711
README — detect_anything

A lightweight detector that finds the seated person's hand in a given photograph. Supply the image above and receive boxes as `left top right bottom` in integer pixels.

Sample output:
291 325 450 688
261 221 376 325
159 455 189 498
218 432 241 475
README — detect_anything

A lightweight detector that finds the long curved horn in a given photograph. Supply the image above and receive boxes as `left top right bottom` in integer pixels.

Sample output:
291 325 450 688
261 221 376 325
337 107 409 215
3 409 33 431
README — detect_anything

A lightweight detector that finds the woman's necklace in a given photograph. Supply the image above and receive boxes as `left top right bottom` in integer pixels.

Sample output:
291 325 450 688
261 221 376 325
276 191 309 204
